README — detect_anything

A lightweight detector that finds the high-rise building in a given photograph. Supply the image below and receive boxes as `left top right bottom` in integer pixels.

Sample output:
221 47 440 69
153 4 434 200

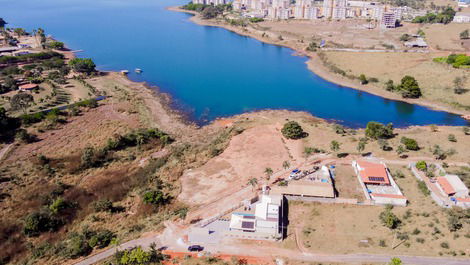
323 0 347 19
381 11 397 28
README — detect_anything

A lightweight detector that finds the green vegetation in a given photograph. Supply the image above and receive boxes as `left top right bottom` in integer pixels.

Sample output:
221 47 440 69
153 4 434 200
359 74 368 85
460 29 469 40
113 245 165 265
23 209 64 237
379 206 401 229
0 51 64 64
417 180 430 196
10 93 34 114
330 140 341 152
58 227 115 259
400 33 412 42
182 2 232 19
433 54 470 68
47 41 65 50
365 121 394 139
397 75 422 98
142 190 171 206
412 7 456 24
68 58 96 74
249 17 264 23
400 137 419 151
281 121 305 139
416 160 427 171
306 41 318 52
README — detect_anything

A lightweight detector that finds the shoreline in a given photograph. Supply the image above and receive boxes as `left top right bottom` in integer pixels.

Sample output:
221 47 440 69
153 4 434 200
168 6 470 118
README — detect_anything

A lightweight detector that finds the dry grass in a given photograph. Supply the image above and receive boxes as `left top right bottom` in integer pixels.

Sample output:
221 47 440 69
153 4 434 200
423 23 470 51
321 51 470 110
333 164 365 200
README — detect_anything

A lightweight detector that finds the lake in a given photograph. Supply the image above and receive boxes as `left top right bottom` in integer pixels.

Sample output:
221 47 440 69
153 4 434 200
1 0 468 127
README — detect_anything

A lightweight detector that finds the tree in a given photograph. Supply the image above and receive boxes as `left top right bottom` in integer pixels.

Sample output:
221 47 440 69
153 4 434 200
282 161 290 170
365 121 394 139
142 190 170 205
397 75 422 98
385 79 395 91
400 137 419 150
69 58 96 74
463 127 470 135
201 6 222 19
0 18 7 29
247 178 258 191
359 74 368 85
460 29 470 40
330 140 340 152
388 257 403 265
10 93 34 114
399 34 411 41
416 160 427 171
264 167 273 180
379 208 401 229
48 41 65 50
281 121 305 139
453 76 467 94
13 28 25 38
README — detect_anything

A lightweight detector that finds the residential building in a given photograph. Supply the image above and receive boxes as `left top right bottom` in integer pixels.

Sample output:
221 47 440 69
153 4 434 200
457 0 470 8
192 0 227 4
353 160 407 206
381 11 397 28
436 174 469 198
404 37 428 48
228 194 283 240
323 0 348 19
453 12 470 23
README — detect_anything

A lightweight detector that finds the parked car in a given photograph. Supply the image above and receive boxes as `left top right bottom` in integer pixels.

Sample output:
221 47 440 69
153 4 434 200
188 245 204 252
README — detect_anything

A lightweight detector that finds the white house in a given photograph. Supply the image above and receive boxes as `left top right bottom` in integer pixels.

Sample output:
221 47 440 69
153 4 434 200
453 12 470 23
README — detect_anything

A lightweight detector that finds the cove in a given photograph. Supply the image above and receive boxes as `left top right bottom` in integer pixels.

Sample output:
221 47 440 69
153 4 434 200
1 0 468 127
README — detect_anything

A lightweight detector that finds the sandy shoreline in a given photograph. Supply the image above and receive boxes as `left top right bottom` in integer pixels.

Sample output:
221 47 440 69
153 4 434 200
168 6 470 118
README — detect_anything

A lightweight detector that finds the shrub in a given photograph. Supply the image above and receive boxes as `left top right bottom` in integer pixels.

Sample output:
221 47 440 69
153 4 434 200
15 129 35 143
365 121 394 139
359 74 368 85
281 121 305 139
47 41 65 50
416 238 425 243
417 180 430 196
448 134 457 142
440 242 449 249
397 75 422 98
142 190 170 206
415 161 427 171
88 229 115 249
400 137 419 150
93 199 113 212
23 210 63 237
68 58 96 74
379 208 401 229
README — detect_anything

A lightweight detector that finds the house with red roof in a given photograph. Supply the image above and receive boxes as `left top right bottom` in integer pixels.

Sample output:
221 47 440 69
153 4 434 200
353 160 407 206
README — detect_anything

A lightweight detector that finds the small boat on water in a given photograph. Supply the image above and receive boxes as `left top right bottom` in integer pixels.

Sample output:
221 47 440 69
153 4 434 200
121 70 129 75
135 68 143 73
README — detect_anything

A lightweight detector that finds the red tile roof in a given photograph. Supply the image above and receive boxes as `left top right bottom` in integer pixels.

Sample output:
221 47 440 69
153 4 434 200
437 177 455 195
456 197 470 202
357 161 390 185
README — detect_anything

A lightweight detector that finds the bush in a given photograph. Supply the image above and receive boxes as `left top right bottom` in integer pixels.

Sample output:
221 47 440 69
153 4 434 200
379 208 401 229
365 121 394 139
23 210 63 237
142 190 171 206
415 161 427 171
400 137 419 151
417 180 430 196
47 41 65 50
281 121 305 139
93 199 114 212
448 134 457 142
249 17 264 23
359 74 368 85
88 229 115 249
397 75 422 98
440 242 449 249
69 58 96 74
15 129 35 143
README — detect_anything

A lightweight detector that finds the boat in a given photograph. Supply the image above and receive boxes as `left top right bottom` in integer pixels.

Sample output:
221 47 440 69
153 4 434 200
120 70 129 75
463 115 470 121
135 68 143 73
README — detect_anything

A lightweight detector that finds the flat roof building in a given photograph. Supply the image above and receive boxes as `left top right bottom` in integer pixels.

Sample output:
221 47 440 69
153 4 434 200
437 175 469 198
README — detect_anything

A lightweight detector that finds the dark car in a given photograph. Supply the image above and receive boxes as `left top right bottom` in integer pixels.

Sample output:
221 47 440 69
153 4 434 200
187 245 204 252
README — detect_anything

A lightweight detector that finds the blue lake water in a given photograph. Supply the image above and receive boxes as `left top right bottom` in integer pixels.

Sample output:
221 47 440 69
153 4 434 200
1 0 468 127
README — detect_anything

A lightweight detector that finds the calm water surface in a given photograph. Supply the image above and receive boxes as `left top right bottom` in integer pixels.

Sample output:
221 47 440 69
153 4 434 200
1 0 468 127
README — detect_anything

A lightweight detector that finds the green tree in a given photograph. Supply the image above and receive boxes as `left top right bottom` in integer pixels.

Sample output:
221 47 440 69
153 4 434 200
385 79 395 91
142 190 170 205
359 74 368 85
379 208 401 229
365 121 394 139
460 29 470 40
397 75 422 98
400 137 419 150
48 41 65 50
388 257 402 265
10 93 34 114
281 121 305 139
69 58 96 74
416 160 427 171
247 177 258 191
264 167 273 179
13 28 25 37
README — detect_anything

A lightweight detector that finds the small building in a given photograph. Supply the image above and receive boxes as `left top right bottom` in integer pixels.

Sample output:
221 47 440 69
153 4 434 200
436 175 469 198
19 84 38 91
457 0 470 8
404 38 428 48
272 166 335 198
453 12 470 23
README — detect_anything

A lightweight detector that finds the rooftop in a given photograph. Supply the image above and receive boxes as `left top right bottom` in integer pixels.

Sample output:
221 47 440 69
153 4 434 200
437 177 455 195
356 160 390 185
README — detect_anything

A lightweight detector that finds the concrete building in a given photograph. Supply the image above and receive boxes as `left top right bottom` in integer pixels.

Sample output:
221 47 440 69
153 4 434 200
453 12 470 23
192 0 227 4
228 194 283 240
294 0 319 19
